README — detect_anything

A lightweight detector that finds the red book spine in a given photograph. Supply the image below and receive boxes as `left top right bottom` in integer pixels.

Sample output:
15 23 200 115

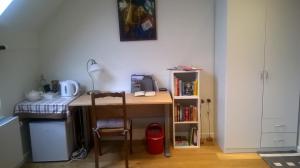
178 79 181 96
184 106 189 121
174 77 177 96
190 105 193 121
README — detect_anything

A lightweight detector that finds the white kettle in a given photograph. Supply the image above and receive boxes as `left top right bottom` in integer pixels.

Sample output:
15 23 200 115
59 80 79 97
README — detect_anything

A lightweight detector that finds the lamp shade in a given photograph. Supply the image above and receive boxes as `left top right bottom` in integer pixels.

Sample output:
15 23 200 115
86 58 102 94
88 63 101 73
87 60 102 81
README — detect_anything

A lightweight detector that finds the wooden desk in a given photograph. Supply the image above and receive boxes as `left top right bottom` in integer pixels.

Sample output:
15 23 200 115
69 91 173 157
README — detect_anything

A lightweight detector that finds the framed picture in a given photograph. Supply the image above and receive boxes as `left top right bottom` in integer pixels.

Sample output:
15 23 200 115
117 0 157 41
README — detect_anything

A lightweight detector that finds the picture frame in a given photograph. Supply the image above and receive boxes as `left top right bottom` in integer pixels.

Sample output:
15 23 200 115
117 0 157 41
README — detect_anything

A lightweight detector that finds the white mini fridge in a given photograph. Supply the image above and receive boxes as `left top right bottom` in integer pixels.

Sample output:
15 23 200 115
29 119 74 162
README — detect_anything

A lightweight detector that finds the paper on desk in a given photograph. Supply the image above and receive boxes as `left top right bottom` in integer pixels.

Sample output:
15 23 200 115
145 91 156 96
134 91 156 97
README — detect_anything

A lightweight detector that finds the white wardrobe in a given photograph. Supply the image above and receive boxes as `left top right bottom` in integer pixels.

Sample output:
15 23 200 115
215 0 300 153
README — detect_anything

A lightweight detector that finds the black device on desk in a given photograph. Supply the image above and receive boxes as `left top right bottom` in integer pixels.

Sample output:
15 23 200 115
131 74 155 93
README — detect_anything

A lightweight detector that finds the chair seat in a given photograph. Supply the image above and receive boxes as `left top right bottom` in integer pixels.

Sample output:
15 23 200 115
96 118 131 129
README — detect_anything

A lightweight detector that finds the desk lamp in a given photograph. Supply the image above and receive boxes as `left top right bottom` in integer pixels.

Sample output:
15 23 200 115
86 58 101 95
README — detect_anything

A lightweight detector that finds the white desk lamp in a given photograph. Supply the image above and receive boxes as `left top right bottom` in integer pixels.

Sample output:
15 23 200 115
86 58 101 95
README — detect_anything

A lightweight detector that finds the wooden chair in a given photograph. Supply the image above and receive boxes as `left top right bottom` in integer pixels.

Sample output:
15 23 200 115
91 92 132 168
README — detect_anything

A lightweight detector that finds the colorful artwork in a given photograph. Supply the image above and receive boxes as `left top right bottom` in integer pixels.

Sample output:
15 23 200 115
117 0 157 41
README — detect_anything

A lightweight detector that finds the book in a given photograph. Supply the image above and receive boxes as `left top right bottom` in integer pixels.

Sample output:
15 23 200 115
192 127 198 146
184 107 189 121
193 106 197 121
174 77 179 96
189 127 194 145
176 104 180 122
188 127 198 146
184 81 193 95
175 79 198 96
175 136 189 146
134 91 156 97
193 80 198 95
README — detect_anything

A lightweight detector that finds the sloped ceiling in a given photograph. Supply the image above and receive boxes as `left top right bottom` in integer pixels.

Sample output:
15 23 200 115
0 0 64 32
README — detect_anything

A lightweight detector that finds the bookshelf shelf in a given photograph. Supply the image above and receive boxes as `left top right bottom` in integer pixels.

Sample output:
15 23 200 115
174 121 199 124
173 145 199 149
174 96 199 99
170 70 201 148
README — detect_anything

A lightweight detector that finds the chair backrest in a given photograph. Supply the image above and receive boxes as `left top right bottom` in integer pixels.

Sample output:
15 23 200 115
91 91 127 130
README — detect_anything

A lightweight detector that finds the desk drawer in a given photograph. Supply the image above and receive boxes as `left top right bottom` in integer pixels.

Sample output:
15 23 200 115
262 118 297 133
261 133 297 148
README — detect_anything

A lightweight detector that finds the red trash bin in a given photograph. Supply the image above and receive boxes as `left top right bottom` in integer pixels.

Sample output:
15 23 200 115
146 123 164 154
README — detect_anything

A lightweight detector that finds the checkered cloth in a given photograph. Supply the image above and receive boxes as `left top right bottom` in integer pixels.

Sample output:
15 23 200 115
14 96 77 115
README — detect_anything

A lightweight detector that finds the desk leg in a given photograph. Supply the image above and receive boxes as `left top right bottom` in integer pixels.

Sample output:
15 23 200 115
164 104 171 157
72 106 91 151
70 106 81 149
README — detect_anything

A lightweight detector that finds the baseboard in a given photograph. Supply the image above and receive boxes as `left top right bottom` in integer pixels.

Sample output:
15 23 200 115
224 148 258 153
15 152 30 168
200 132 215 138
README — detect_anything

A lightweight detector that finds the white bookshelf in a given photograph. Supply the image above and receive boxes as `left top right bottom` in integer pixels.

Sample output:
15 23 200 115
170 70 201 148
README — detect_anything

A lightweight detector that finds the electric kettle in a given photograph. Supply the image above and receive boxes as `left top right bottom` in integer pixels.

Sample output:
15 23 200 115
59 80 79 97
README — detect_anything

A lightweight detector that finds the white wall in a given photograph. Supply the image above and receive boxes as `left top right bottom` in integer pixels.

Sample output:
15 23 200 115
0 29 40 164
0 30 40 116
40 0 215 138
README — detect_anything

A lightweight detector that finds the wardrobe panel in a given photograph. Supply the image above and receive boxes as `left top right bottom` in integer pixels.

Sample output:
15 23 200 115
225 0 266 149
263 0 300 123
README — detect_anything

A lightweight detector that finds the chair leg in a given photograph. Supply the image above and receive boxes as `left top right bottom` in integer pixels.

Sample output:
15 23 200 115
93 132 99 168
98 134 102 156
130 121 133 154
124 131 129 168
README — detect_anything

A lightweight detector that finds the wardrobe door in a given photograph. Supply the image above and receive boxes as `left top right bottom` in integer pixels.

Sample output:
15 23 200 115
225 0 266 150
262 0 300 140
